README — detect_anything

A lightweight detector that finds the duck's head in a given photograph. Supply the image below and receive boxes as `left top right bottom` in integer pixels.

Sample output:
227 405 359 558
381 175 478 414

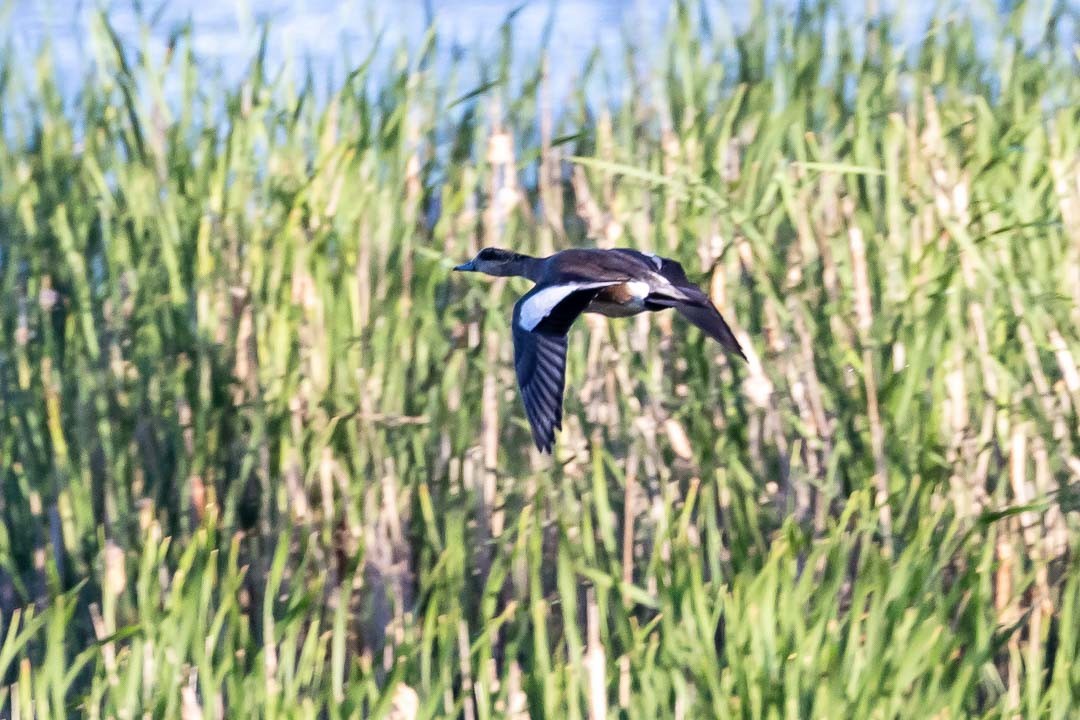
453 247 532 277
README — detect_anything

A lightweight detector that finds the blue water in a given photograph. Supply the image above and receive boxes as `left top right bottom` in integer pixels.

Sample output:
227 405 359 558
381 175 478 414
2 0 1072 106
7 0 670 101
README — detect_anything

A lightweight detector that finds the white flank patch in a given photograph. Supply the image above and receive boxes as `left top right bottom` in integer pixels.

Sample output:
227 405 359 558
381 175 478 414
646 270 691 301
626 280 650 300
519 282 616 331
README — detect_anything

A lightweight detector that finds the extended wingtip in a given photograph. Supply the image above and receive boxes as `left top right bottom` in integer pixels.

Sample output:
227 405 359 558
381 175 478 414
529 421 555 453
729 336 748 362
521 384 559 453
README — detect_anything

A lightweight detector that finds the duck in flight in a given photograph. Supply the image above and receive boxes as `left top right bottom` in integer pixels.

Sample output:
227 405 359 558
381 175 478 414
455 247 746 452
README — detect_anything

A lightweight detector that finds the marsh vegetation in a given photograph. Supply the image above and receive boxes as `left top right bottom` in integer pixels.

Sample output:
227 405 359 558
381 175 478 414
0 1 1078 716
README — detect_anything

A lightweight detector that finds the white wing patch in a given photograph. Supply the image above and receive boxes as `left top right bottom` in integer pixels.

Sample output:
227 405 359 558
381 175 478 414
518 282 617 331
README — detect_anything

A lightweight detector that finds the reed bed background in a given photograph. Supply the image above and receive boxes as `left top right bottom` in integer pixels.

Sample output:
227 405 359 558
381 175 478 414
1 0 1079 717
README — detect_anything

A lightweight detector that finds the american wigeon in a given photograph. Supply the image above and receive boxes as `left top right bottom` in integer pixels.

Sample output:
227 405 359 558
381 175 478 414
455 247 745 452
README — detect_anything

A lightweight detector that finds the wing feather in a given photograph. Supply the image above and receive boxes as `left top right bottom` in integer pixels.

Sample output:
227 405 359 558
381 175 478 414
512 283 611 452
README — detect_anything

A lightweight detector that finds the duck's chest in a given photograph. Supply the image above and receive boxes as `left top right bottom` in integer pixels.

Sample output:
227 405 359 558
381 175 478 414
586 281 651 318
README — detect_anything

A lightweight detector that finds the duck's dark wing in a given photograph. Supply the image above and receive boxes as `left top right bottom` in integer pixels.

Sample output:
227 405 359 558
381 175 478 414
647 290 745 359
644 257 747 360
671 298 746 359
513 329 569 453
512 281 617 452
564 248 745 359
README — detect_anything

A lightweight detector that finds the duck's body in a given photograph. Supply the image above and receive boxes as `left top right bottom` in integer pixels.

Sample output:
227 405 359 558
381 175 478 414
455 247 745 452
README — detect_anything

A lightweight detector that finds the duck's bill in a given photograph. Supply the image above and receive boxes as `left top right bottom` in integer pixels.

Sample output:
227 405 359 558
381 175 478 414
453 261 476 271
